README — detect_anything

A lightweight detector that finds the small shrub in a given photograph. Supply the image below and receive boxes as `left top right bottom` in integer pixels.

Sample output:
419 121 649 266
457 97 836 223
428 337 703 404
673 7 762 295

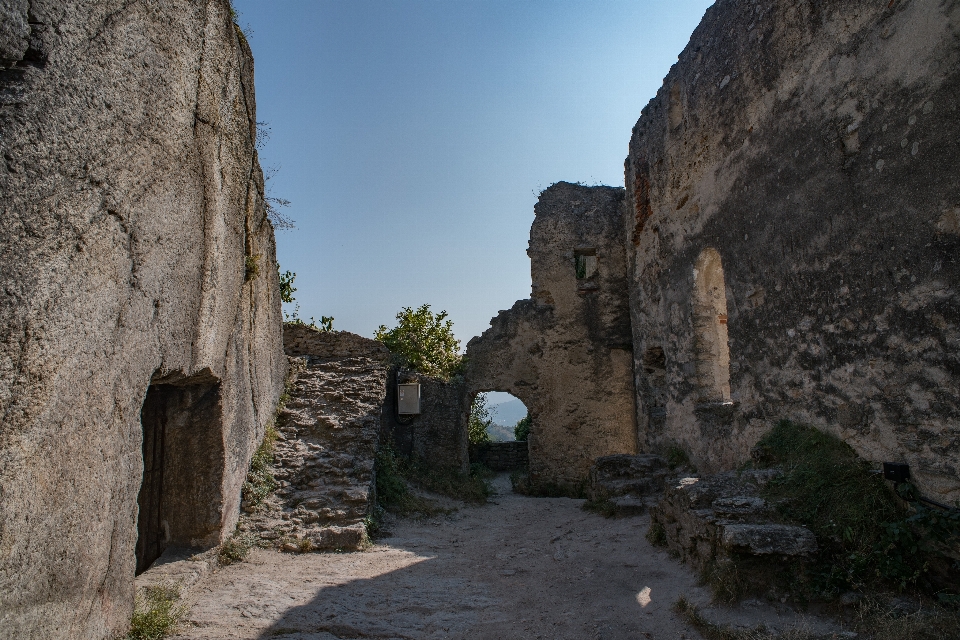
374 445 446 516
646 522 667 547
403 456 490 503
278 267 296 303
754 420 960 598
125 583 185 640
241 426 279 510
218 532 255 566
665 444 692 470
514 414 531 441
468 395 493 445
244 253 261 281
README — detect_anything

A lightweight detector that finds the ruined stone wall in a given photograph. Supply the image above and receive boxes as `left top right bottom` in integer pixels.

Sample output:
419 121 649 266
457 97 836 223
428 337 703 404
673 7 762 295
469 441 529 472
0 2 286 637
381 369 470 475
465 183 636 485
625 0 960 503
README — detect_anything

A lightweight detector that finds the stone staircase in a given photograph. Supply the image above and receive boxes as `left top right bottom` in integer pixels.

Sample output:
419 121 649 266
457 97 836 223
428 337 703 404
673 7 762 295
238 325 390 551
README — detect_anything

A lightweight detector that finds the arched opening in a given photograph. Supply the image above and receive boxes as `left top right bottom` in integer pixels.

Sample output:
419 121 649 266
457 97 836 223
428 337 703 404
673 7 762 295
136 371 226 574
480 392 529 442
692 248 731 404
467 391 531 472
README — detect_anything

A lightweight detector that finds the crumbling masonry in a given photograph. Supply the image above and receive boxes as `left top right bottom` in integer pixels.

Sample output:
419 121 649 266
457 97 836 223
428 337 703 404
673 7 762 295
467 0 960 504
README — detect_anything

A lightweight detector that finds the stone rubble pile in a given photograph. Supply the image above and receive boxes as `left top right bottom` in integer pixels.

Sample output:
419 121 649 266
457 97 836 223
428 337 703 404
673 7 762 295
650 470 817 572
588 454 672 514
238 326 390 552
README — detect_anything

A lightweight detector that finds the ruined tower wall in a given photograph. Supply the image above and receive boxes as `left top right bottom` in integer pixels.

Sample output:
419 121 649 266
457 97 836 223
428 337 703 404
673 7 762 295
466 183 636 485
0 2 286 637
625 0 960 502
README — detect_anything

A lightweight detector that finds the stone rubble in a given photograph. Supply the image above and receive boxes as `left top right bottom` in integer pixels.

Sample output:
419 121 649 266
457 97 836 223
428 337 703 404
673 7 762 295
650 470 817 573
237 327 390 552
588 454 671 514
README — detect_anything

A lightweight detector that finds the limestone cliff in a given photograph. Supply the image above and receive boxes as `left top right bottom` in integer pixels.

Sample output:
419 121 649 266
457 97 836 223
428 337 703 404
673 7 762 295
626 0 960 502
0 1 285 638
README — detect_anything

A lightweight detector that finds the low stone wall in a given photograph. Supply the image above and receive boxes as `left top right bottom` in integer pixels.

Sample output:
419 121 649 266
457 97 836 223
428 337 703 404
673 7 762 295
470 441 529 471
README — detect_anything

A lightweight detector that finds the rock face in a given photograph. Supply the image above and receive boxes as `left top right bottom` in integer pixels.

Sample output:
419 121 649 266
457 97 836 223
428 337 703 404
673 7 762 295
625 0 960 502
239 326 389 551
650 472 817 579
0 2 285 638
465 183 637 486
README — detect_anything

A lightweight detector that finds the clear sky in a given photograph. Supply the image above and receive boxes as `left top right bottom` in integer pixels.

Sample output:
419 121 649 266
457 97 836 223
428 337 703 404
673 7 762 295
233 0 714 347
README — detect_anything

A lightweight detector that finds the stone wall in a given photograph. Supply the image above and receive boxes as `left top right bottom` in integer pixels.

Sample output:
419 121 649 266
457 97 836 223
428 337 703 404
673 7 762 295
0 2 285 638
381 369 470 475
465 183 637 486
469 441 529 472
239 326 390 552
625 0 960 502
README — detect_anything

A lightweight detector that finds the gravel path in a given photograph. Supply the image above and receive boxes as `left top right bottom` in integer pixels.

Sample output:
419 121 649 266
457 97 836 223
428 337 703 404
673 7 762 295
173 476 837 639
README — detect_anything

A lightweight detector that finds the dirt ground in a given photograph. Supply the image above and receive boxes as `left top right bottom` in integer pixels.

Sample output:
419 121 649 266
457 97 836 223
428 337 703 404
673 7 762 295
172 475 840 640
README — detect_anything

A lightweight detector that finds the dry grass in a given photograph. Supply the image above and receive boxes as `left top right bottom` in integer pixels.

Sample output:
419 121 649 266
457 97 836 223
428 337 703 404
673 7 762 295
124 583 185 640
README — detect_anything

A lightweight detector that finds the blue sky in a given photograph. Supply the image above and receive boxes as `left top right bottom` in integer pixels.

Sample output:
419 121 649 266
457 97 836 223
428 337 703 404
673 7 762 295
233 0 713 348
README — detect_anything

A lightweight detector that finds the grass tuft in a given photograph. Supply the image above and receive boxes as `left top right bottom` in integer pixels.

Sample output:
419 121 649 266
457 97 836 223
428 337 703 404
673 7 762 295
218 531 256 566
646 521 668 547
125 583 185 640
241 425 279 510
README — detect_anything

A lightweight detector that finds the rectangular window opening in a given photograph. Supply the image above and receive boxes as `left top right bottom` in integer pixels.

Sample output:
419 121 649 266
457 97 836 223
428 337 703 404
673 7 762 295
574 248 598 280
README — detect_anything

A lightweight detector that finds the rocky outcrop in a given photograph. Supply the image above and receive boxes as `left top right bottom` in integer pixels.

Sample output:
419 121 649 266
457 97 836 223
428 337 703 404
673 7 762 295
0 2 285 638
465 183 637 486
650 471 817 576
238 326 390 551
626 0 960 503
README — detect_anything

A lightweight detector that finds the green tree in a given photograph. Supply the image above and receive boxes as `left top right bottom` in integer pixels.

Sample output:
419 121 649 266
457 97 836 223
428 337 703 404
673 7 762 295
514 414 531 441
468 394 493 445
375 304 462 379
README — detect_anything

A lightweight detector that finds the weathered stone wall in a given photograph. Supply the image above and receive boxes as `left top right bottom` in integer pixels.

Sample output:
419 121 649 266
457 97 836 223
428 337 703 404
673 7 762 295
625 0 960 502
469 441 529 471
381 369 470 475
0 2 285 638
465 183 637 485
239 326 390 552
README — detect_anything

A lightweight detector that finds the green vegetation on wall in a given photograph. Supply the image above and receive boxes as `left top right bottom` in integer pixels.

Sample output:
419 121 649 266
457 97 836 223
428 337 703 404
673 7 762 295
514 414 530 441
375 304 462 379
752 421 960 600
468 394 493 445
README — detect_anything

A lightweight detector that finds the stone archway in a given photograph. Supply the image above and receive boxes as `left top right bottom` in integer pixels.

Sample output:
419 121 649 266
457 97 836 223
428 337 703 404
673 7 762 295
463 183 637 488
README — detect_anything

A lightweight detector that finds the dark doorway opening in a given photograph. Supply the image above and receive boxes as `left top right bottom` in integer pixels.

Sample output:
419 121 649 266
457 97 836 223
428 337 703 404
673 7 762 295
135 373 226 575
